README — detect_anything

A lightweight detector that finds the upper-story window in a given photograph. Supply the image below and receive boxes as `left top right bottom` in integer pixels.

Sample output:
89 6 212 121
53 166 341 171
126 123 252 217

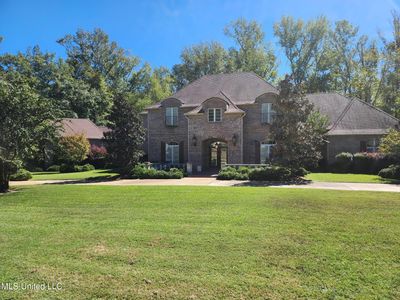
165 107 178 126
208 108 222 122
261 103 275 124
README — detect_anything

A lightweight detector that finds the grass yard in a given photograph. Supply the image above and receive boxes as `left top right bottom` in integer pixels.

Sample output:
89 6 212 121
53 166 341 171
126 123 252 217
0 185 400 299
30 169 119 181
305 172 398 184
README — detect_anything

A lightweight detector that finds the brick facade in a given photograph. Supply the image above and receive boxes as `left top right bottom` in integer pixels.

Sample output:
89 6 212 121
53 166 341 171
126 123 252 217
143 73 398 170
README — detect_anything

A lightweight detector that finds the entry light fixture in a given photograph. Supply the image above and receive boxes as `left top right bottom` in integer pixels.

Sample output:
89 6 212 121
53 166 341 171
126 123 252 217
192 135 197 146
232 134 238 146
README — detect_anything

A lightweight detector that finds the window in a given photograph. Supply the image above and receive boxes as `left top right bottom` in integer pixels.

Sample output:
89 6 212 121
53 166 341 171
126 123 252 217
260 141 275 163
366 138 379 153
166 142 179 163
261 103 275 124
165 107 178 126
208 108 222 122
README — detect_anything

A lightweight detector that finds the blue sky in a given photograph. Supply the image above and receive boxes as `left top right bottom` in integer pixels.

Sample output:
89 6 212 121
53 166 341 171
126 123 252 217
1 0 399 74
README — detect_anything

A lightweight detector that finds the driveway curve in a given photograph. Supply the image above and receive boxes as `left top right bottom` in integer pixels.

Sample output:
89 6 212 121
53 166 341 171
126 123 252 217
10 177 400 192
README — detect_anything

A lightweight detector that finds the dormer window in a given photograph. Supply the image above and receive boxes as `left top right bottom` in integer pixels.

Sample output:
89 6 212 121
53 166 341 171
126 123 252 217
208 108 222 122
261 103 275 124
166 107 178 126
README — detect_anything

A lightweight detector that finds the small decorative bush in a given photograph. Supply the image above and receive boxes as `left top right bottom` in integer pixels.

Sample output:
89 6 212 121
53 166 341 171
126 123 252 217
378 165 400 179
379 129 400 158
59 163 95 173
77 164 95 172
31 167 43 172
248 166 292 181
10 169 32 181
59 164 76 173
217 167 250 180
55 134 90 165
47 165 60 172
129 164 184 179
290 167 309 177
332 152 353 173
89 145 108 160
353 152 372 173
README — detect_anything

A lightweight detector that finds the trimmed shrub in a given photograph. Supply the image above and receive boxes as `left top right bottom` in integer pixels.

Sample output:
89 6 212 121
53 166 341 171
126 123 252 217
47 165 60 172
129 165 184 179
248 166 292 181
353 152 371 173
10 169 32 181
378 165 400 179
59 163 76 173
291 167 309 177
237 166 251 175
217 169 241 180
59 163 95 173
78 164 95 172
31 167 43 172
217 166 250 180
332 152 353 173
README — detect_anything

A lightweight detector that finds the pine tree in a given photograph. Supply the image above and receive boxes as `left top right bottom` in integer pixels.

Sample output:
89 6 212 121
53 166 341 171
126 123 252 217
104 93 145 169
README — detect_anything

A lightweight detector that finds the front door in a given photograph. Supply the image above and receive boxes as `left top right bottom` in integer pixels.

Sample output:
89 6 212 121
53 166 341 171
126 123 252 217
209 141 227 169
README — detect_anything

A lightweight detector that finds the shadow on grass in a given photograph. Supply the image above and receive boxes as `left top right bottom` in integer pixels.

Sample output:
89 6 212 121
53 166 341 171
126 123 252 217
232 179 312 187
377 178 400 185
44 174 121 185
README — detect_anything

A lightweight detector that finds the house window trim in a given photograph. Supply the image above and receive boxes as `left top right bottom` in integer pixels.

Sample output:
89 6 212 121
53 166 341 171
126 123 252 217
260 141 275 163
165 107 178 127
261 103 275 124
208 108 222 123
165 142 179 164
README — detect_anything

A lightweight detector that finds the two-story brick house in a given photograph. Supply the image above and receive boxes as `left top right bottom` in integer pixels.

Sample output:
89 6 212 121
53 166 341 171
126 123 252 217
142 72 399 172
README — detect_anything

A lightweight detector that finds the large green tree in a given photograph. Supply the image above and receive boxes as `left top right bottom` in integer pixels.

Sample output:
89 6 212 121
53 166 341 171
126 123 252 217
378 10 400 117
57 28 140 91
172 42 228 89
0 71 58 192
270 75 328 169
172 18 277 89
225 18 277 81
104 93 145 169
274 16 328 87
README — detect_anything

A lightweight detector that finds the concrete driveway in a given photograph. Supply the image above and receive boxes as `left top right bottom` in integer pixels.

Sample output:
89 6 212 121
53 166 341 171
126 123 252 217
10 177 400 192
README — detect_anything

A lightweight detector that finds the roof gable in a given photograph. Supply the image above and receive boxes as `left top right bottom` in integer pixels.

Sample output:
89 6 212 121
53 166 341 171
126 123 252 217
150 72 277 108
329 97 399 135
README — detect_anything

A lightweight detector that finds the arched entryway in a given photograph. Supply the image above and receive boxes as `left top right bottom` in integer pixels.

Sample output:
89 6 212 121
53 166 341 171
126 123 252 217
202 138 228 171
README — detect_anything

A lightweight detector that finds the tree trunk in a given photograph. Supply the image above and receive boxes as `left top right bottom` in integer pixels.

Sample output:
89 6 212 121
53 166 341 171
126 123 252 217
0 178 9 193
0 159 12 193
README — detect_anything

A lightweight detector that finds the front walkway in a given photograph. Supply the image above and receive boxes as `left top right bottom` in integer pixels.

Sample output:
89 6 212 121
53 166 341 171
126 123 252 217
10 177 400 192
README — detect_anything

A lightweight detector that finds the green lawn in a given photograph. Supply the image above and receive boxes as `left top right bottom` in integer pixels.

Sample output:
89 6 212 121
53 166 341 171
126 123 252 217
1 185 399 299
31 169 119 181
306 172 398 183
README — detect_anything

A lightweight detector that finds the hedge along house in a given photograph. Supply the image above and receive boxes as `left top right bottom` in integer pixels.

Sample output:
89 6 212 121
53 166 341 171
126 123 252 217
142 72 399 172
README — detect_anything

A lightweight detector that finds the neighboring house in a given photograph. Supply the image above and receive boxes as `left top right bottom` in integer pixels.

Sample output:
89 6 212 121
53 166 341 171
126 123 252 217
59 118 109 147
142 72 399 171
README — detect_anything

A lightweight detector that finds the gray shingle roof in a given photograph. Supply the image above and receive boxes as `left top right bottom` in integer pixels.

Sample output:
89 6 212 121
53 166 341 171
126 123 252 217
148 72 278 108
306 93 352 129
59 118 106 139
146 73 399 135
327 97 399 135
